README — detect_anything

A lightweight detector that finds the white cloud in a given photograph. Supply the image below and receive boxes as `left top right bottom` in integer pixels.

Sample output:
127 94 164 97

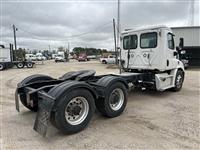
1 0 199 50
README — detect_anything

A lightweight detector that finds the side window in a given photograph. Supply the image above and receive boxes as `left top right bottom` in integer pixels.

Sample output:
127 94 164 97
167 33 175 50
123 35 138 50
140 32 157 48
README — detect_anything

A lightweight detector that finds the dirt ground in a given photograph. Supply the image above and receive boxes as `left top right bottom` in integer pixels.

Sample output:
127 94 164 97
0 60 199 150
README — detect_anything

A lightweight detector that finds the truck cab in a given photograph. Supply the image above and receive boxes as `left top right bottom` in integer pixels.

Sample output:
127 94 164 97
120 26 184 91
121 26 183 72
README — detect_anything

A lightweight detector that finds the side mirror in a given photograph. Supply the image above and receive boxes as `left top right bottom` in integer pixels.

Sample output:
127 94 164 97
179 38 184 48
176 46 180 51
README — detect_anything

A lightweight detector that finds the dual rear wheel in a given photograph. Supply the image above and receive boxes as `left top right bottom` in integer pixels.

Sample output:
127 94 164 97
18 73 127 134
16 62 34 68
50 82 127 134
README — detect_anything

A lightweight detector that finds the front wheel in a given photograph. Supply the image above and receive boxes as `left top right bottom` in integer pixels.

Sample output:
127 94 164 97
172 69 184 91
95 82 127 118
52 88 95 134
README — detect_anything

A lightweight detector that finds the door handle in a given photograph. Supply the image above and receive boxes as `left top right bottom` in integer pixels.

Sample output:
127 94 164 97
147 53 150 59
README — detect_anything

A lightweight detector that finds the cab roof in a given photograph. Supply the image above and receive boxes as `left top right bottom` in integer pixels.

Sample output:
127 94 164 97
122 25 171 34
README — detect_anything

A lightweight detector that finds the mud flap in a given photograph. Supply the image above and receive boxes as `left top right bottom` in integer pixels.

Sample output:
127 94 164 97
15 89 20 112
33 92 55 137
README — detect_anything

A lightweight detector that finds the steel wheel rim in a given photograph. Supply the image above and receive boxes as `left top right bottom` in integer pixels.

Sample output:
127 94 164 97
27 63 32 67
109 88 124 111
176 74 183 88
18 63 23 67
65 96 89 125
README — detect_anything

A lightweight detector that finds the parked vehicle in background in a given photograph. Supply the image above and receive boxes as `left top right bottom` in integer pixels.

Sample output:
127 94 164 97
25 54 36 61
87 55 96 59
52 54 57 59
55 54 65 62
36 53 46 61
68 54 73 59
78 53 88 61
100 55 116 64
0 45 35 71
57 51 65 58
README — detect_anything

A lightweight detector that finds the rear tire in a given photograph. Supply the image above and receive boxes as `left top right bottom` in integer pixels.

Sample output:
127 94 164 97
0 63 5 71
95 82 127 118
16 62 24 68
51 88 95 134
26 62 34 68
19 74 53 111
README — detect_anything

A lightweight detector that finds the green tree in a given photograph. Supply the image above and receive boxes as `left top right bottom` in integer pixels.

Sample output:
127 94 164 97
72 47 108 56
58 46 65 52
14 48 26 61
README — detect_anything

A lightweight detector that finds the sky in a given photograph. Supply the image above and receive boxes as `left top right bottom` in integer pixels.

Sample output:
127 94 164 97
0 0 199 51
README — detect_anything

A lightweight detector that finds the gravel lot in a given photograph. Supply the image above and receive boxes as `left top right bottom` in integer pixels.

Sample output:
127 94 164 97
0 60 199 150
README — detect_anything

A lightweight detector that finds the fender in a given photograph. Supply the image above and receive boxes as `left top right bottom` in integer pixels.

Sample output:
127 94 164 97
97 75 129 89
170 61 185 87
48 80 97 111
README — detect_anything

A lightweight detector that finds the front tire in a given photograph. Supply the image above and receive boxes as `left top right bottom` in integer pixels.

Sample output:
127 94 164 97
52 88 95 134
95 82 127 118
172 69 184 91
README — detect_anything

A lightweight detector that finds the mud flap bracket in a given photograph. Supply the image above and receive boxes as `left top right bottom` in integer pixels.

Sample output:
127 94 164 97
15 89 20 112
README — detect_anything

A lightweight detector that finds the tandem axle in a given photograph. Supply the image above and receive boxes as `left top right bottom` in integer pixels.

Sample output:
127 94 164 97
15 69 184 137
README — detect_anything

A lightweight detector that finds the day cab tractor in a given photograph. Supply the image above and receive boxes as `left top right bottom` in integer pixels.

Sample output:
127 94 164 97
15 26 185 137
0 44 35 71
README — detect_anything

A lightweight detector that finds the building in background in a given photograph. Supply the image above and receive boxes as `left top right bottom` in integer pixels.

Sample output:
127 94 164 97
172 26 200 47
171 26 200 67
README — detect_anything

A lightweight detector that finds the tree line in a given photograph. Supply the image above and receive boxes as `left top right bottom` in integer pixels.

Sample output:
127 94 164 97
12 46 113 60
71 47 109 56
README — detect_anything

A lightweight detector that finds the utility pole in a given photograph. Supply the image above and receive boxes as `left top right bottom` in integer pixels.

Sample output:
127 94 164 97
113 18 117 64
67 42 70 52
117 0 122 74
48 45 51 51
12 25 17 50
117 0 121 49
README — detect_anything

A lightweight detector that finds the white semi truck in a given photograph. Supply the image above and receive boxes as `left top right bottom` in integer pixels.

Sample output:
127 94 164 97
0 45 35 71
15 26 185 137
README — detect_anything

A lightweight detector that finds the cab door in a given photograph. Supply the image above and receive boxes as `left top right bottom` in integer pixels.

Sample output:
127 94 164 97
166 32 177 69
122 34 138 68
